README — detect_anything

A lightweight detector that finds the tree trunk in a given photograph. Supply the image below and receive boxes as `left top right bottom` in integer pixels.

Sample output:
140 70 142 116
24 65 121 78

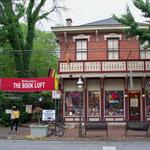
23 22 35 77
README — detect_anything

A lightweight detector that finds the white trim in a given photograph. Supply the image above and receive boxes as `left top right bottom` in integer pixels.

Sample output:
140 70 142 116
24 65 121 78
52 26 148 32
73 34 90 42
104 33 122 40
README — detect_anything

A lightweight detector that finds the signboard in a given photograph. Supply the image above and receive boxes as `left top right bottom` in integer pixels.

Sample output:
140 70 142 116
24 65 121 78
52 90 61 99
42 110 55 121
5 109 11 114
26 105 32 113
0 77 54 92
130 98 138 107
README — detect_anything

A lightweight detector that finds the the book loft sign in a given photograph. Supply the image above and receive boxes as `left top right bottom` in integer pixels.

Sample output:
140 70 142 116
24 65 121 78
0 77 54 92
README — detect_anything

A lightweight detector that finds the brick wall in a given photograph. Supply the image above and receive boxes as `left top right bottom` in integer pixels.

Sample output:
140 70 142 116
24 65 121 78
58 32 140 61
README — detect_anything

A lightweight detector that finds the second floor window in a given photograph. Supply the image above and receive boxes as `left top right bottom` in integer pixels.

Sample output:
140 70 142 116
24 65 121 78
76 39 87 60
107 38 119 60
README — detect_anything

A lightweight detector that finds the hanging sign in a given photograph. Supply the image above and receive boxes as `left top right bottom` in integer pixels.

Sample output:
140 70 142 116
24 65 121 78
52 90 61 99
0 77 54 92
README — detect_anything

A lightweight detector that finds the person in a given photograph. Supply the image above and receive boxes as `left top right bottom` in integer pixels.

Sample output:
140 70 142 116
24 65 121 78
9 106 20 133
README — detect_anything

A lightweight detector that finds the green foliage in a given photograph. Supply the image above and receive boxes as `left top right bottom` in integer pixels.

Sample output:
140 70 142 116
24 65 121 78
0 91 55 126
19 112 30 124
30 30 58 77
0 0 64 77
114 0 150 45
0 113 10 127
0 24 58 77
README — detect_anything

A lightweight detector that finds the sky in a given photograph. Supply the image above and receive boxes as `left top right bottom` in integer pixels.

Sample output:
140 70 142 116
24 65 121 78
37 0 146 31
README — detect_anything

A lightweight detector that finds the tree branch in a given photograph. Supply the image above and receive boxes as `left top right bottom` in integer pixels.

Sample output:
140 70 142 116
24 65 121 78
36 6 57 21
33 0 46 19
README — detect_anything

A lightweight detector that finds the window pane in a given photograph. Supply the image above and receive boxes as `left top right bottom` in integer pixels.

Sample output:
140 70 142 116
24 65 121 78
77 53 82 60
108 52 113 60
108 39 119 50
65 91 83 116
105 90 124 116
82 40 87 49
81 52 87 60
77 41 82 49
113 40 118 49
140 51 145 59
76 40 87 51
77 52 87 60
88 91 100 116
146 51 150 59
114 51 118 59
108 40 113 49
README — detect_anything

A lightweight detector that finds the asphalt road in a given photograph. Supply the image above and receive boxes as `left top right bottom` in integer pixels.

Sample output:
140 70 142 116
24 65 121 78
0 140 150 150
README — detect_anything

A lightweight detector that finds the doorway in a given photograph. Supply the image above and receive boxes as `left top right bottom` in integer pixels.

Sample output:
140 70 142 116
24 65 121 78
129 92 141 121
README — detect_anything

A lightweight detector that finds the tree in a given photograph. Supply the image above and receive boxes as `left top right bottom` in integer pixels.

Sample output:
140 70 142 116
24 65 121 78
0 0 65 77
0 24 58 77
30 29 58 77
114 0 150 46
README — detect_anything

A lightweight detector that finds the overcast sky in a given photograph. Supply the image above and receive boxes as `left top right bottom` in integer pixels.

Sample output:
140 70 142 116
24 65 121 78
37 0 145 31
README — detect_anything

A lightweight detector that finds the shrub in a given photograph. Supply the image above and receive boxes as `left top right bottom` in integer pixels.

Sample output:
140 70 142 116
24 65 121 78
19 112 30 124
0 113 11 127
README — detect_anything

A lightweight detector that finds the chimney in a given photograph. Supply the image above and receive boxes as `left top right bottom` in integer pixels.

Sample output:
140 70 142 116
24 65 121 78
66 18 72 26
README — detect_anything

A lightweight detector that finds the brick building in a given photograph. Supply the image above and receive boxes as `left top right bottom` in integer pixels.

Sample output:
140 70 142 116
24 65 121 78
52 17 150 123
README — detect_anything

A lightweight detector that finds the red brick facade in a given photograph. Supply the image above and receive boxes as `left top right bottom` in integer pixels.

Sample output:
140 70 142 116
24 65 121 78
52 18 150 123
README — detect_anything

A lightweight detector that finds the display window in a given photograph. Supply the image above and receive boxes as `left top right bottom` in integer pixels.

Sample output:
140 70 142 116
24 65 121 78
88 91 100 116
105 90 124 116
65 91 83 116
146 91 150 116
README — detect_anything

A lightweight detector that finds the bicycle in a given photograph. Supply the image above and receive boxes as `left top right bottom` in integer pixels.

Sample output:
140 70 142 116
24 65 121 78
47 118 65 137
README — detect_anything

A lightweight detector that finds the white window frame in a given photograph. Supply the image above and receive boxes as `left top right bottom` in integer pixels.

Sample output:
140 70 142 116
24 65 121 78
107 38 119 60
76 39 87 60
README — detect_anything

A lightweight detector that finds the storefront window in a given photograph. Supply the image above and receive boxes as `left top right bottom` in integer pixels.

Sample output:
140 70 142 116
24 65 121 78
88 91 100 116
105 90 124 116
65 91 83 116
146 91 150 116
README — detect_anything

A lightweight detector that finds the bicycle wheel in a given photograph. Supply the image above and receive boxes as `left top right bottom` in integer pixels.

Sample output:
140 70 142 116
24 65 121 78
55 126 65 137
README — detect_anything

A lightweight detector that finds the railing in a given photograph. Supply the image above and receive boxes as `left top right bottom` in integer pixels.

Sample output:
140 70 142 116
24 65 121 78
59 60 150 73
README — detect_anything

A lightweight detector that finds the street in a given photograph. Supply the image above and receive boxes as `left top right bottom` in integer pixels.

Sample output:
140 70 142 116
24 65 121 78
0 140 150 150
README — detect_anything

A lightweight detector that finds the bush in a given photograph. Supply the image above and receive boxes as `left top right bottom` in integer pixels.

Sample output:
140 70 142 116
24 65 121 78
19 112 30 124
0 113 11 127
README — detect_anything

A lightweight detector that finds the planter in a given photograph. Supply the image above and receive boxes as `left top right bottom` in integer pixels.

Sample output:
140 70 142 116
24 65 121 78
30 124 48 138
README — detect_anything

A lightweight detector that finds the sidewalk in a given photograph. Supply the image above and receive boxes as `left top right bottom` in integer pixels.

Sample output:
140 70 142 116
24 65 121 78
0 125 150 141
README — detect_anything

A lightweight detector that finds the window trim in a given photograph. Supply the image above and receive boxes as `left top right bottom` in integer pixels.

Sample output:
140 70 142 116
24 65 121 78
104 33 122 40
107 38 119 60
76 39 88 60
73 34 90 42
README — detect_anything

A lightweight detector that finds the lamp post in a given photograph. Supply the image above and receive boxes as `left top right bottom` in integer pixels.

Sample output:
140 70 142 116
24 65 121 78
77 76 83 137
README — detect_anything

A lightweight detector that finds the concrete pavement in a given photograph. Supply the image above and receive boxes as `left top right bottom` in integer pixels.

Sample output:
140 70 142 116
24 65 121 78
0 123 150 141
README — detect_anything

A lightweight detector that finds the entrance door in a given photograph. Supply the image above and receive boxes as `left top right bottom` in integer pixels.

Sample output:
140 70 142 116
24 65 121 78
129 93 141 121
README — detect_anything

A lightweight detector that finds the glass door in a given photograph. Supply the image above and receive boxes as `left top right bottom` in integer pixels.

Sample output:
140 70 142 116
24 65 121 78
129 93 141 121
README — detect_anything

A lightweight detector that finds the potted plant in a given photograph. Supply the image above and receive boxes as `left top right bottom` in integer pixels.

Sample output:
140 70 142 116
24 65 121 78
30 106 48 138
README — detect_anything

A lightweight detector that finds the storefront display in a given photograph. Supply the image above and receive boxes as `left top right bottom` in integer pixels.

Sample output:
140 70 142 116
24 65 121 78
105 90 124 116
65 91 83 116
88 91 100 116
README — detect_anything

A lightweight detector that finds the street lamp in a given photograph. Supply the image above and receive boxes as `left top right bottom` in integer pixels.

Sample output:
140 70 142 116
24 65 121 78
77 76 83 137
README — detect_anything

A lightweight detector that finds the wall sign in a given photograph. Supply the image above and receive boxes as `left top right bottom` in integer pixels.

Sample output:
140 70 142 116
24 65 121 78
130 98 138 107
